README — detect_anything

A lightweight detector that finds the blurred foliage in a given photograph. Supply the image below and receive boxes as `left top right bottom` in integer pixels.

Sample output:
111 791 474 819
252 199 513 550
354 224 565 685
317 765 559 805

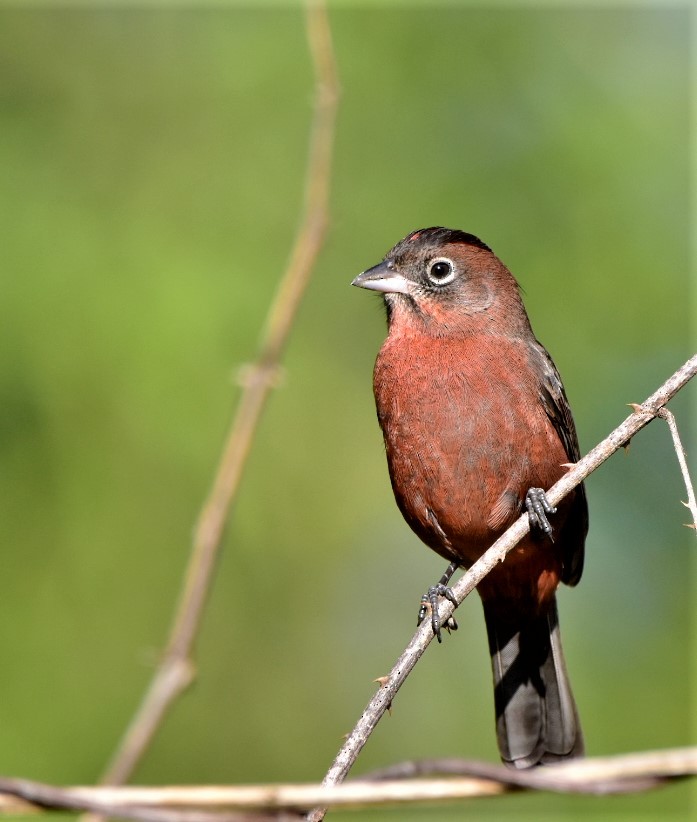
0 5 692 821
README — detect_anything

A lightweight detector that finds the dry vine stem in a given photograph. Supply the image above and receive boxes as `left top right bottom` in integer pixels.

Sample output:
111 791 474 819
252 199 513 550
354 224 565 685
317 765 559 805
91 0 339 793
0 747 696 817
306 352 697 822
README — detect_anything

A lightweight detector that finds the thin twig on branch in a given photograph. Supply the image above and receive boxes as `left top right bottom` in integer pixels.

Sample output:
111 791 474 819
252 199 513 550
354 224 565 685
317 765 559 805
306 352 697 821
93 0 339 791
0 747 695 818
656 407 697 532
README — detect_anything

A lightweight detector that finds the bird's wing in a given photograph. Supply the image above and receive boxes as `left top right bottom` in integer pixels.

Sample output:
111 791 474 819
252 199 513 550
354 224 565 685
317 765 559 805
530 341 588 586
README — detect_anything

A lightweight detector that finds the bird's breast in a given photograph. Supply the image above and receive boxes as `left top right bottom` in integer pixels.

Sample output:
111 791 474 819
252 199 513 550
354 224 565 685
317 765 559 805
373 333 567 563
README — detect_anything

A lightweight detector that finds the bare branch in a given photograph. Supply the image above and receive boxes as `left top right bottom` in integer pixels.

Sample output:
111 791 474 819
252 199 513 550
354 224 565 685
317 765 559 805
93 0 339 791
0 747 695 817
306 352 697 820
656 407 697 533
0 774 294 822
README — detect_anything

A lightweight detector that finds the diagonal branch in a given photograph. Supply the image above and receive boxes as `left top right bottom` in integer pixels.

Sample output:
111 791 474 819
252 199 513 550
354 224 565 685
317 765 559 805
94 0 339 790
306 352 697 821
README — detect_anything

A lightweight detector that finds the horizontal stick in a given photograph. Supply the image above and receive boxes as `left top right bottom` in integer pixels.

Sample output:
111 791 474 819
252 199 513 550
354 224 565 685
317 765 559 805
0 746 695 816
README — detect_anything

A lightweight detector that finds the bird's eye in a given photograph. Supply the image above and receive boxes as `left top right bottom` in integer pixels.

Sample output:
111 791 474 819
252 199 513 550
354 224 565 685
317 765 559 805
426 258 456 286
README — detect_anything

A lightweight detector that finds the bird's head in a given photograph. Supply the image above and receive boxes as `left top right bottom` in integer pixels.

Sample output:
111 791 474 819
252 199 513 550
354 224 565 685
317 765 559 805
352 227 530 337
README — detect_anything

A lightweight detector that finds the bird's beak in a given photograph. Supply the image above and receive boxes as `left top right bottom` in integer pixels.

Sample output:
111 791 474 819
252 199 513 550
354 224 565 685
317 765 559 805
351 262 411 295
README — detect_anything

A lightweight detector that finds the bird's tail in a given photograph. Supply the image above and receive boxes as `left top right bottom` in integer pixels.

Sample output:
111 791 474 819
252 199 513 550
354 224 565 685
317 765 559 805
483 596 583 769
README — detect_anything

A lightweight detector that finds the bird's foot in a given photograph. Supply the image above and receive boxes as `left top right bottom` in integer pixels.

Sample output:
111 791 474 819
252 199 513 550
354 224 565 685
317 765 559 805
417 560 459 643
525 487 557 540
417 586 458 643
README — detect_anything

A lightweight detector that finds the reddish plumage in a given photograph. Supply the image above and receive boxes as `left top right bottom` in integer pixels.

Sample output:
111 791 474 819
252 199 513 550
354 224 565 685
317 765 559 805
353 227 588 768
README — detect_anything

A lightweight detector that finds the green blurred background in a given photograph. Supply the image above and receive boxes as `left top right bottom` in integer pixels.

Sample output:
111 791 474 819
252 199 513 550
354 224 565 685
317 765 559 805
0 4 693 820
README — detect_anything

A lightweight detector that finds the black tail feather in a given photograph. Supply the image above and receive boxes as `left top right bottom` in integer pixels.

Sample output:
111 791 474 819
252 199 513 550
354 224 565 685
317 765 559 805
484 597 583 769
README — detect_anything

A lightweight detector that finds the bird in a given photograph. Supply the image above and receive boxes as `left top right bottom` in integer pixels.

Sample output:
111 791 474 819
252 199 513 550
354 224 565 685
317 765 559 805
352 226 588 769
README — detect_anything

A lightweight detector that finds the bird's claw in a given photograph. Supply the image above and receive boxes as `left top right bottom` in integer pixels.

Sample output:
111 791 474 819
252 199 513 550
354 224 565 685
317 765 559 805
417 584 458 643
525 487 557 540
